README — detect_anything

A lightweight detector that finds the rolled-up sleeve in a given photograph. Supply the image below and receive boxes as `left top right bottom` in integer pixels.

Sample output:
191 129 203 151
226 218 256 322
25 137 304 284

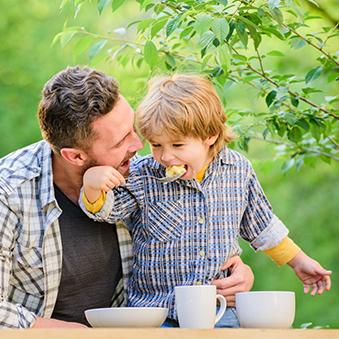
240 169 289 251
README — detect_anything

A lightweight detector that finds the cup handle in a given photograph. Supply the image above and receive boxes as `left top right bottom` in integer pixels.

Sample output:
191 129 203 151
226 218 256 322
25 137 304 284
214 294 227 325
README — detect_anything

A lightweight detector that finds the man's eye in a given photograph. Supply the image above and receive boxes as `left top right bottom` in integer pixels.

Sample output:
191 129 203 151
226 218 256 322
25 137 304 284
173 144 183 147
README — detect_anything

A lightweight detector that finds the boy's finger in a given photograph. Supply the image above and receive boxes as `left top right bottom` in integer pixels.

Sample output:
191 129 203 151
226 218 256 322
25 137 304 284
324 275 331 291
316 281 325 295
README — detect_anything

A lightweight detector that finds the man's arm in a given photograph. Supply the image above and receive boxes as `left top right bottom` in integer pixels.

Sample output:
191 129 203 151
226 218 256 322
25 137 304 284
32 317 88 328
210 256 254 307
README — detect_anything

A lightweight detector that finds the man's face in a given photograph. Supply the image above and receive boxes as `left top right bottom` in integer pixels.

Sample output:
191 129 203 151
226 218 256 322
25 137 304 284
85 95 144 177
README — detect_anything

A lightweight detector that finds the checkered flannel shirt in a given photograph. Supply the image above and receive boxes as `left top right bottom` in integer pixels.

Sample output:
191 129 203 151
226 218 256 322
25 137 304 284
80 146 288 320
0 140 133 328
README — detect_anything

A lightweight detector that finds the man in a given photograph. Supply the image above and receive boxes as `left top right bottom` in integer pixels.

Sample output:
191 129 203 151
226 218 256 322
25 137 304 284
0 66 253 329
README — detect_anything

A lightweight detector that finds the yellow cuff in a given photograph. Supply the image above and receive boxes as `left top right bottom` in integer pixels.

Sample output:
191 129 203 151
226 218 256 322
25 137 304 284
82 190 107 214
263 236 301 267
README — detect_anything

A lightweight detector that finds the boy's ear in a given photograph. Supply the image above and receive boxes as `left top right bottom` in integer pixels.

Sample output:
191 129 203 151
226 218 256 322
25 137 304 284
205 134 219 146
60 148 88 166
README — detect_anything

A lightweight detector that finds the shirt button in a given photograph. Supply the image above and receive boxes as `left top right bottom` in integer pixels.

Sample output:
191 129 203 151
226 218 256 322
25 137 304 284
196 281 202 285
198 218 205 224
200 250 205 257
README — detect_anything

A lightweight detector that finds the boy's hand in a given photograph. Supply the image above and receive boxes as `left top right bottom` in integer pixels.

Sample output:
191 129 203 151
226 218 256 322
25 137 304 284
83 166 125 203
287 250 332 296
211 255 254 307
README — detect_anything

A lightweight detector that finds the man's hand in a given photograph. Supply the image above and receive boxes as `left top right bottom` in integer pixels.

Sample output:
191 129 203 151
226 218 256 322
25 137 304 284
287 250 332 296
32 316 88 329
210 255 254 307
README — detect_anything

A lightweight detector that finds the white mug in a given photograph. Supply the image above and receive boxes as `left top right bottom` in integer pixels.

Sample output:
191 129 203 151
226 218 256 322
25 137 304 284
175 285 227 329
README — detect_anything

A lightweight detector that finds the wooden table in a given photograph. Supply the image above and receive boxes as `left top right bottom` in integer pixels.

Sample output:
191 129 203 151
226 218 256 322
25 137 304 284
1 328 339 339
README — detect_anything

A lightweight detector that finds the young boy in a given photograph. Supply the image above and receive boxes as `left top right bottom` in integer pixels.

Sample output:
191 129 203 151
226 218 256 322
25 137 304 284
80 74 331 327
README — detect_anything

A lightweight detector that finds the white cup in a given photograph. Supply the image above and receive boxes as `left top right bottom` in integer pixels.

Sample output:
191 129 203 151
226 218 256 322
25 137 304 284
175 285 227 329
236 291 295 329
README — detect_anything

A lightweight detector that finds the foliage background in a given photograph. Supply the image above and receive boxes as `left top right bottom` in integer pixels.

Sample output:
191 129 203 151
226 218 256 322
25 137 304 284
0 0 338 328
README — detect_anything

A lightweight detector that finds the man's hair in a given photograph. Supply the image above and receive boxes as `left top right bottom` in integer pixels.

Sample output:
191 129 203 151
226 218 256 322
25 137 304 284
38 65 120 155
136 73 237 157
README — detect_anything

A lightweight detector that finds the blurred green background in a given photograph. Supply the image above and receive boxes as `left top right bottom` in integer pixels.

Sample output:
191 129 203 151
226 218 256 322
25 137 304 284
0 0 338 329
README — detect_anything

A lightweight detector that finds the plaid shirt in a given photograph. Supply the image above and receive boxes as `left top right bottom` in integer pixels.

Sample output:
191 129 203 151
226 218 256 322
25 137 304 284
80 146 288 320
0 140 133 329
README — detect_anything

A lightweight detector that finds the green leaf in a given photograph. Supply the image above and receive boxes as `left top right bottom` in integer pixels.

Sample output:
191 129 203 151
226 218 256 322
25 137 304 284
60 31 76 49
139 0 153 11
269 7 284 25
290 96 299 107
295 155 304 171
310 119 321 141
112 0 125 12
268 0 280 11
246 24 261 50
305 66 322 85
73 35 93 60
88 39 108 59
166 18 178 37
144 40 158 68
218 47 231 73
282 158 295 173
180 26 194 39
327 72 339 83
296 119 310 131
137 19 156 33
212 18 229 44
233 54 247 62
201 54 213 70
291 38 307 50
236 21 248 47
165 53 176 68
287 126 302 143
198 31 216 51
290 2 305 22
260 27 285 40
194 14 213 37
281 112 297 126
265 90 277 107
151 18 168 39
216 0 228 6
51 32 63 47
97 0 111 15
267 50 285 56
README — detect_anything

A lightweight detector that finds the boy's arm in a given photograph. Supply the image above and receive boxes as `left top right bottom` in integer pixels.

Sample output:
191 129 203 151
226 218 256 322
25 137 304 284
262 237 331 295
263 236 300 267
83 166 125 203
287 250 332 296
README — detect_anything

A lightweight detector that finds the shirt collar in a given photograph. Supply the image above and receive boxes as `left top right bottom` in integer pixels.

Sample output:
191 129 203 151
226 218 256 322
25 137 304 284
38 140 57 209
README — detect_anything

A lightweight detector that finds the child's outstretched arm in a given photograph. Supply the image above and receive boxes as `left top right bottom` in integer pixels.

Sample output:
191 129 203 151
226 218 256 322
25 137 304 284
287 250 332 296
83 166 125 203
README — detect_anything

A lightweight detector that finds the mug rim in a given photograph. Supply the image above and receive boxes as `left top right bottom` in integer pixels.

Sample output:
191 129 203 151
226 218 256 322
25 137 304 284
175 285 216 289
236 291 295 295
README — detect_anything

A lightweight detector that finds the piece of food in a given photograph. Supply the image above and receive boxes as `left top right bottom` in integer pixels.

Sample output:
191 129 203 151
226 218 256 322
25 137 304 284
166 164 186 177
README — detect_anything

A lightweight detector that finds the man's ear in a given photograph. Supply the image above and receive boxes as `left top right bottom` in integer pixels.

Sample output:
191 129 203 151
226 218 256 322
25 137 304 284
60 148 88 166
205 134 219 146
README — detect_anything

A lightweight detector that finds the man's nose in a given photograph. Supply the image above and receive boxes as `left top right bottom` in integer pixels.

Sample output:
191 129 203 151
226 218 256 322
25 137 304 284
129 128 144 152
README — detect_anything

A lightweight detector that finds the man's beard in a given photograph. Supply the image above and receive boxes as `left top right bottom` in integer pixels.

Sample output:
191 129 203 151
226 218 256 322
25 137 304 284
81 153 136 178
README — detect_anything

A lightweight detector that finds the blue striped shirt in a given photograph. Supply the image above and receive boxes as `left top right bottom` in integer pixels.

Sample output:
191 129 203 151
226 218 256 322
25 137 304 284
80 146 288 320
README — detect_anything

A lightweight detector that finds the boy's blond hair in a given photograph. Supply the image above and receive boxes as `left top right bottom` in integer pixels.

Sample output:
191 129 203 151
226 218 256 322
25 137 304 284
136 73 237 157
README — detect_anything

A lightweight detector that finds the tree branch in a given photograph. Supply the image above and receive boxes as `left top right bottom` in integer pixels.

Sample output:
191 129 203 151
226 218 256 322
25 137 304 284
249 136 339 162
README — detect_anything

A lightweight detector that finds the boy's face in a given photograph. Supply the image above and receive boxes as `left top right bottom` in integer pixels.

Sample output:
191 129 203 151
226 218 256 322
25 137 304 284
149 133 218 180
